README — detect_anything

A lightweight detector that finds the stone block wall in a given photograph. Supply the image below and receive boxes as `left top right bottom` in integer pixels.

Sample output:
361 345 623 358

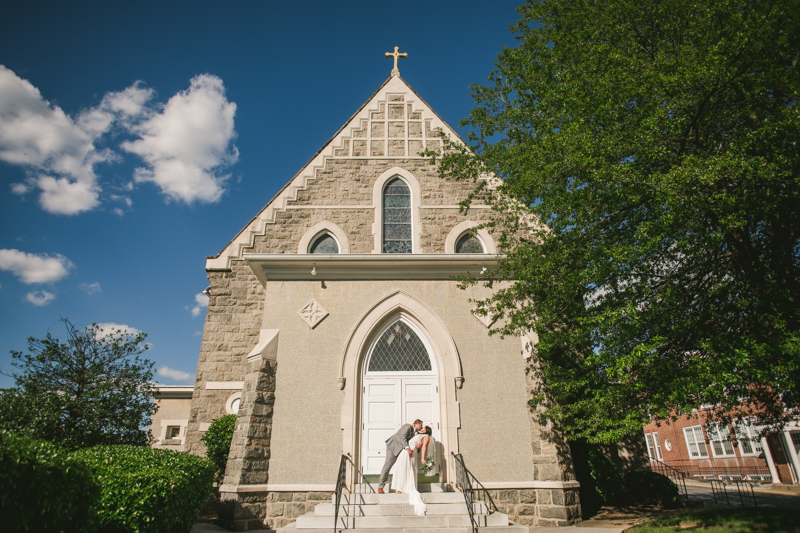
487 488 581 527
185 262 265 456
264 491 333 530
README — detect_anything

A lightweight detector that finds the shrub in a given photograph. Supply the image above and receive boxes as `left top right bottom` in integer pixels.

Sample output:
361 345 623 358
624 470 682 508
0 431 99 533
77 445 215 533
570 439 627 516
201 414 237 481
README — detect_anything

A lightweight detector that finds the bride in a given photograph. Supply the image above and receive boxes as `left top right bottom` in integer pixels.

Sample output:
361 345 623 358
390 425 433 516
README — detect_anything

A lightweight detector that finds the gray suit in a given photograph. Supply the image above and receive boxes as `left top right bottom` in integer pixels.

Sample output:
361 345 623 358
379 423 416 489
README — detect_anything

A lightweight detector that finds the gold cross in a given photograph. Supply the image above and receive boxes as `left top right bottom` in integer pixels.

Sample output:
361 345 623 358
385 46 408 76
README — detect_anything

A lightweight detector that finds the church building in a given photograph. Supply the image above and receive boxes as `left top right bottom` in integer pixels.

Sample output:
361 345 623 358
182 52 582 530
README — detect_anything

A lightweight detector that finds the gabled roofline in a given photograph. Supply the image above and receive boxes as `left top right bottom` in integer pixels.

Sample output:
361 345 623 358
206 75 470 270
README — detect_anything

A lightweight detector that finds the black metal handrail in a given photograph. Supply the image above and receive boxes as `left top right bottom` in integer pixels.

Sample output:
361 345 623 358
333 453 376 532
732 480 758 507
648 458 772 481
452 452 498 533
710 479 729 505
334 454 347 532
648 458 688 496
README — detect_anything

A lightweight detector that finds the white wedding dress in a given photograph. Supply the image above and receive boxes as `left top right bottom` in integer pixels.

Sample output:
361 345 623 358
389 433 427 516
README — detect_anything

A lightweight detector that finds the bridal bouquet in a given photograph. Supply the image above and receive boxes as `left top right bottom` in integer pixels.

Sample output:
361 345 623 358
422 457 435 475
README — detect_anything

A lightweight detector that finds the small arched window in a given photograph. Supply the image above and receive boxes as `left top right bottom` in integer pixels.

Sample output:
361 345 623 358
309 233 339 254
383 177 412 253
455 233 485 253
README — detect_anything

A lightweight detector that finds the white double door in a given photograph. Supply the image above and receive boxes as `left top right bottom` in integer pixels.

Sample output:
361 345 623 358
361 376 440 475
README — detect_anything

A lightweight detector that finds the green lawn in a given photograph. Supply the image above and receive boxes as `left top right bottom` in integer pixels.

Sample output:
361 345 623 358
629 508 800 532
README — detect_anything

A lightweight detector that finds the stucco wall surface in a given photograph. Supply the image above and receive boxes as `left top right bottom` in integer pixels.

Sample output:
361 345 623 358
263 279 534 485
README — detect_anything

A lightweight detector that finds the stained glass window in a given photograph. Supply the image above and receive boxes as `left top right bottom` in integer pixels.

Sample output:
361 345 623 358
455 234 484 253
368 320 431 372
310 234 339 254
383 177 412 253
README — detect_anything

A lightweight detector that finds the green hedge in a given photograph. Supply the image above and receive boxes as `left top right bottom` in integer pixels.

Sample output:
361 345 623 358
624 470 682 508
201 414 237 481
0 430 99 533
77 445 215 533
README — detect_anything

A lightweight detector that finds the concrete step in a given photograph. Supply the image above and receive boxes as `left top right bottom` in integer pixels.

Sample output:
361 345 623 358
314 502 489 516
281 526 527 533
334 492 465 505
352 483 447 493
295 512 510 529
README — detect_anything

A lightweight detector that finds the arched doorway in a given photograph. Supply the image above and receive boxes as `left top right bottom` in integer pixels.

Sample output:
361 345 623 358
338 290 463 485
360 315 441 476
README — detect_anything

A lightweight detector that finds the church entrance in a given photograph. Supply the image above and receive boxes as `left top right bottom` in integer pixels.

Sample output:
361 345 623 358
360 317 440 476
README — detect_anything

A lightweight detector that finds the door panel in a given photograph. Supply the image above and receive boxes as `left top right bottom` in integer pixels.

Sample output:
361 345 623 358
362 376 440 475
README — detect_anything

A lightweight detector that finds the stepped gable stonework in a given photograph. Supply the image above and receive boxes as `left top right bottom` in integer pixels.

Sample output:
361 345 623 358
183 73 581 530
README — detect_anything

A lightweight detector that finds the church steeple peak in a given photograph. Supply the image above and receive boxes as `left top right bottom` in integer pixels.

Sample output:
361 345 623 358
384 46 407 76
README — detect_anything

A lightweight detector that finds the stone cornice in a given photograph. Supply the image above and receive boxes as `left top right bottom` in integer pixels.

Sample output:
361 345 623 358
243 253 500 285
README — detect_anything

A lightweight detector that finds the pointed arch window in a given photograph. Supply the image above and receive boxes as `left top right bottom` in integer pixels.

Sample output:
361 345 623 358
368 320 431 372
382 177 412 253
309 233 339 254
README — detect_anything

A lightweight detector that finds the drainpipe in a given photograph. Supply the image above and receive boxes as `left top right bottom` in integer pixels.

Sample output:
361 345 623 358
761 435 781 484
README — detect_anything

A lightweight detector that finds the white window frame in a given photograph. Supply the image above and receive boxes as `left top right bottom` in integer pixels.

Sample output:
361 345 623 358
734 417 764 456
683 425 709 459
652 432 664 460
644 432 663 461
645 433 656 460
707 422 737 458
372 167 422 254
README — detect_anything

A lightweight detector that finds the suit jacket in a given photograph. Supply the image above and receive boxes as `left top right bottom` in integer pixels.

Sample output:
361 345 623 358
385 423 416 457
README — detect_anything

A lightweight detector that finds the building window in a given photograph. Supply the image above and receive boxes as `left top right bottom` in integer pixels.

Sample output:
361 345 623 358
735 418 764 456
166 426 181 439
645 432 663 461
683 425 709 458
455 233 485 253
382 177 412 253
309 233 339 254
368 320 431 372
707 423 736 457
791 432 800 454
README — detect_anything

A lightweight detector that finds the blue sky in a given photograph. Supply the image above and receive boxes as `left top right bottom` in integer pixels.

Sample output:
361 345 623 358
0 1 520 387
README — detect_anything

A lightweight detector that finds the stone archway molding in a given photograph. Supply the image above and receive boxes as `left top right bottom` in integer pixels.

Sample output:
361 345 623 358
338 289 463 483
298 221 351 254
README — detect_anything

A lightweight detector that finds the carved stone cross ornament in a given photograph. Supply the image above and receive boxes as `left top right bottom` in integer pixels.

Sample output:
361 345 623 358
385 46 407 76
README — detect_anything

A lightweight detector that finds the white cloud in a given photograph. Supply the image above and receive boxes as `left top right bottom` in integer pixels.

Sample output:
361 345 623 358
122 74 238 204
79 281 101 295
0 66 154 215
191 292 210 317
0 248 73 283
157 365 194 383
26 290 55 306
95 322 140 339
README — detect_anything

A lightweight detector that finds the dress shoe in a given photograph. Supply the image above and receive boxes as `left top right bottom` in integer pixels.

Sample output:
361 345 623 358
378 488 385 494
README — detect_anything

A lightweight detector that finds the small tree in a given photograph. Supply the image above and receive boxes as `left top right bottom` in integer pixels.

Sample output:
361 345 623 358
0 318 156 448
201 414 237 481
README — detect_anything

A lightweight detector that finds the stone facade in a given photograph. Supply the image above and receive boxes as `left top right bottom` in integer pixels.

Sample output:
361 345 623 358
487 488 581 527
183 74 582 530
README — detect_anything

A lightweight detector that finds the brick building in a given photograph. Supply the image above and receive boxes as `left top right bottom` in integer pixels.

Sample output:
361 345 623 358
643 413 800 485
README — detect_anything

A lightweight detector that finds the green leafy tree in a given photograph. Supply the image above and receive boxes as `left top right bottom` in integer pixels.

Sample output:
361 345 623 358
201 414 237 481
0 318 157 448
433 0 800 442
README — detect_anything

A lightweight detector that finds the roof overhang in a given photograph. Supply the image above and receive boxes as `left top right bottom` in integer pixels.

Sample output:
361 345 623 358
243 253 501 286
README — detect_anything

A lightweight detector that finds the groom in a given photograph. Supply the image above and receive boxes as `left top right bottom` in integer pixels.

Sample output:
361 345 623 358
377 419 424 494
